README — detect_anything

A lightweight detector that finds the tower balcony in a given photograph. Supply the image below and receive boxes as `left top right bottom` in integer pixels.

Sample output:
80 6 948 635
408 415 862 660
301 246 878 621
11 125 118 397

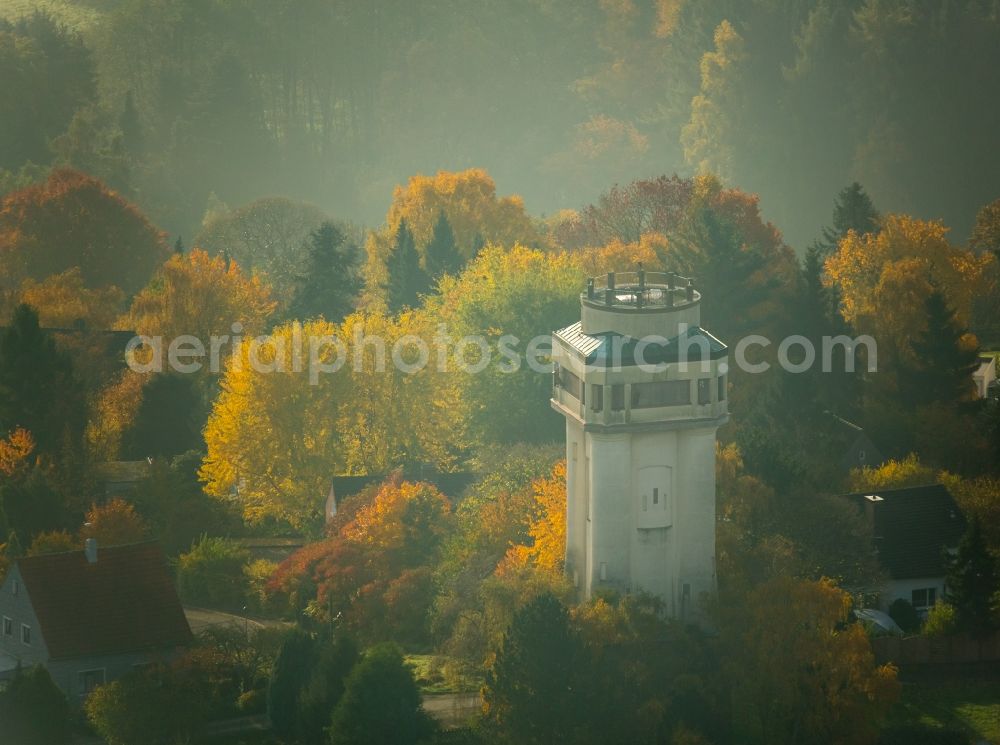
581 271 701 340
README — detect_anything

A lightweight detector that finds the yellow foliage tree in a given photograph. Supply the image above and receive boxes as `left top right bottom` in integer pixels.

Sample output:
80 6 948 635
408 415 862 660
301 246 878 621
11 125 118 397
201 314 457 531
847 453 936 493
27 530 77 556
824 215 995 362
681 20 746 179
430 244 583 445
85 370 145 460
364 169 540 305
385 169 538 257
201 318 348 530
127 248 276 342
723 576 900 745
3 268 124 329
335 310 459 476
575 234 667 277
499 461 567 575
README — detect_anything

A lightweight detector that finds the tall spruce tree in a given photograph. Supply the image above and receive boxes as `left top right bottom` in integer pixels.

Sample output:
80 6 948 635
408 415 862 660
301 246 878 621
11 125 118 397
818 182 880 253
946 517 999 638
903 290 980 409
0 305 85 454
384 218 429 312
266 629 317 738
289 222 361 322
424 210 463 280
680 209 777 342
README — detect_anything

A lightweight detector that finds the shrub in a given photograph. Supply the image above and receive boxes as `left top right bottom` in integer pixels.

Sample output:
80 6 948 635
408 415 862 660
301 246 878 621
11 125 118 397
267 628 318 737
237 688 267 714
0 665 69 745
922 601 958 637
297 635 359 742
888 599 921 633
27 529 76 556
80 498 149 546
330 643 436 745
244 558 279 615
85 659 214 745
176 535 250 609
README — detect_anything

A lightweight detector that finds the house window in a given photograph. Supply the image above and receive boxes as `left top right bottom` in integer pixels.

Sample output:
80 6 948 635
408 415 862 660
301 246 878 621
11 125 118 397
718 375 727 402
79 669 106 696
911 588 937 609
21 624 30 646
631 380 690 408
697 378 711 404
2 617 11 637
611 384 625 411
11 580 18 596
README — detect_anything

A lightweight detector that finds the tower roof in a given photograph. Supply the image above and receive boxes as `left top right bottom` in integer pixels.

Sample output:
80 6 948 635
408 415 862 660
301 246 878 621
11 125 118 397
554 321 727 368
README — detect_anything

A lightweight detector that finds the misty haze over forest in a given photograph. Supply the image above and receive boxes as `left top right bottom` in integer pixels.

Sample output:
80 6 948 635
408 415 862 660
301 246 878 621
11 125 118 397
3 0 1000 248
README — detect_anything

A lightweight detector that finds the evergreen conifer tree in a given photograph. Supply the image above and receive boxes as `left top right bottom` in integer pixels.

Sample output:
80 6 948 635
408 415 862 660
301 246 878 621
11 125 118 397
289 222 361 322
946 517 999 638
819 182 879 253
903 290 980 408
384 219 429 312
424 210 463 280
0 305 85 454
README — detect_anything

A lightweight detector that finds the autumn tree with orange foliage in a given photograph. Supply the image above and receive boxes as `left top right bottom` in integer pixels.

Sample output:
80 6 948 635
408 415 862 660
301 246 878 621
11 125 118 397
365 169 539 305
85 370 146 461
201 313 457 531
385 169 538 257
0 428 34 477
0 169 167 294
0 423 71 546
499 461 567 575
80 498 149 547
87 250 275 461
269 478 452 644
824 214 994 366
722 576 899 745
2 268 124 330
128 248 276 342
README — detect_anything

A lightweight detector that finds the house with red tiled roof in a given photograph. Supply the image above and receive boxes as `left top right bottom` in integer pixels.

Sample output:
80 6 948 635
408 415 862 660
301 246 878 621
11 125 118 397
0 540 192 700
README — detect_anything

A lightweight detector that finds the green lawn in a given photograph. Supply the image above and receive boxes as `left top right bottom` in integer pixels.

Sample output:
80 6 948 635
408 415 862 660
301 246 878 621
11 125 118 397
888 675 1000 743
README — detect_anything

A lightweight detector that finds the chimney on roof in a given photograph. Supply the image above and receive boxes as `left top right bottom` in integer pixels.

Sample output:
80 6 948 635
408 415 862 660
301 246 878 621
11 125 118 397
85 538 98 564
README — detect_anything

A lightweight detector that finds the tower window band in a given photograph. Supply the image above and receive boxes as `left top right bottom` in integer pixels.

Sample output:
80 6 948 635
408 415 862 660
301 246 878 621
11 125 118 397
631 380 690 408
591 384 604 412
611 384 625 411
